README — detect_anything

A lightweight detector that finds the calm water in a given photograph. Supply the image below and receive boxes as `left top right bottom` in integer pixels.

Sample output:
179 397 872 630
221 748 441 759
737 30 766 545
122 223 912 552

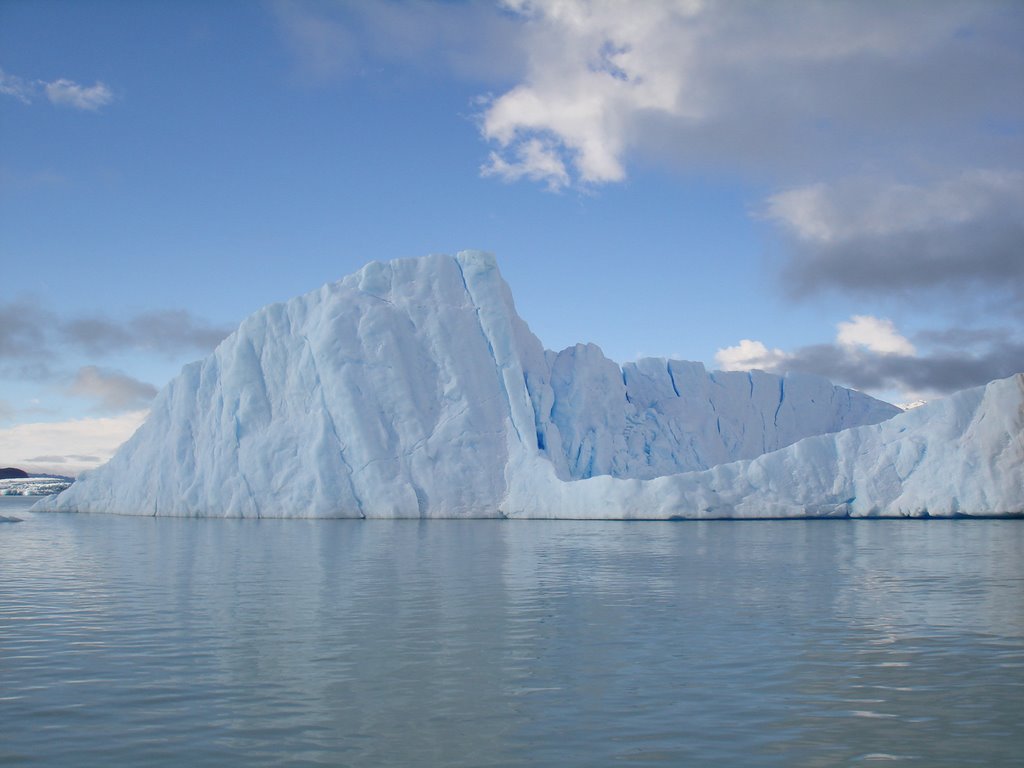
2 496 1022 767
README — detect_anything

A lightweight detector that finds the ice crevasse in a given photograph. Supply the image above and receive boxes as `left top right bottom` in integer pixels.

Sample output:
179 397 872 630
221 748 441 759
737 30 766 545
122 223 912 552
42 252 1024 518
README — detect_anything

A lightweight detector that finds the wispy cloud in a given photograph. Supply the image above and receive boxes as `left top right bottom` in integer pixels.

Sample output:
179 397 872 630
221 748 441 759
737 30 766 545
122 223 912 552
271 1 523 84
67 366 158 413
0 304 230 417
0 300 51 358
0 68 32 103
0 303 231 362
62 309 231 357
272 1 359 81
0 66 115 111
44 78 114 111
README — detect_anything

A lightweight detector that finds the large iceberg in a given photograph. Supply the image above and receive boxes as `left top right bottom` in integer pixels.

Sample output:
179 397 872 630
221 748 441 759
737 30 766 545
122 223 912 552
43 252 1021 518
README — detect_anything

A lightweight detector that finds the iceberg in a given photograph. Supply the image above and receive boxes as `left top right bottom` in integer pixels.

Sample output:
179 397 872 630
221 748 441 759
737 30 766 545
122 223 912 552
42 252 1021 518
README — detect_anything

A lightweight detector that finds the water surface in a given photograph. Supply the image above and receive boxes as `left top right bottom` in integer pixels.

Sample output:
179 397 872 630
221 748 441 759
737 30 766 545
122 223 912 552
2 496 1022 766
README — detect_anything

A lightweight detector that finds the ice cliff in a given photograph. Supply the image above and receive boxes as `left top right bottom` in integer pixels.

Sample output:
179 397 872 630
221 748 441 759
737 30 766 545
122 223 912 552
508 373 1024 519
43 252 1021 518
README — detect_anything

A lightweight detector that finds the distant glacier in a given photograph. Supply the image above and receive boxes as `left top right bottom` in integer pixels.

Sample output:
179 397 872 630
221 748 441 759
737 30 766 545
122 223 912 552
1 476 73 497
42 252 1022 518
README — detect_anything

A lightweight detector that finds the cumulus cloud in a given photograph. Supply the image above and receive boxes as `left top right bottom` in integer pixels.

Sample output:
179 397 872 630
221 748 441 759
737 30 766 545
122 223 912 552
716 314 1024 401
0 66 115 110
477 1 1023 189
836 315 915 357
715 339 790 372
766 170 1024 299
67 366 158 413
0 410 147 476
479 0 699 188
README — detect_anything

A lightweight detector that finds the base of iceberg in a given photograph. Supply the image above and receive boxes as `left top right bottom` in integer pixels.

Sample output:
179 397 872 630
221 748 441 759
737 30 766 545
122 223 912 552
39 252 1023 518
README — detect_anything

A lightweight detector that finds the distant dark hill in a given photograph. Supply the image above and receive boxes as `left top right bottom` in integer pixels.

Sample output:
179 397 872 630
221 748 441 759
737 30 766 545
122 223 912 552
0 467 29 480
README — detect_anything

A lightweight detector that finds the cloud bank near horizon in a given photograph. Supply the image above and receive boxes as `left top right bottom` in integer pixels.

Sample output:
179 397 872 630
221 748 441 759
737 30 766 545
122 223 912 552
0 410 147 477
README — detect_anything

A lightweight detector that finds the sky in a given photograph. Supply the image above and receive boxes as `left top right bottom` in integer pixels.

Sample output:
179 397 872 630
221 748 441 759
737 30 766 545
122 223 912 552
1 0 1022 476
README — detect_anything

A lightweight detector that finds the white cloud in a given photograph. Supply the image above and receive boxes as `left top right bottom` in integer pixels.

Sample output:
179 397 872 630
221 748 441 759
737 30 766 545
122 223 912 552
711 315 1024 403
44 78 114 111
481 138 570 190
0 67 115 110
719 315 915 375
0 410 147 476
836 315 916 357
477 1 1020 190
480 0 700 188
715 339 790 372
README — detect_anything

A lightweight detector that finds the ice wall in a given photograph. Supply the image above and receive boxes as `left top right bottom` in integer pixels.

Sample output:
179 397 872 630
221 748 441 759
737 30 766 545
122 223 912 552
507 373 1024 519
548 349 898 479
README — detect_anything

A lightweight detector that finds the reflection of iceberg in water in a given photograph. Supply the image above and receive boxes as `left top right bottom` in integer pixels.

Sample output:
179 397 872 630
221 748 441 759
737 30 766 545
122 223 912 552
838 521 1024 639
781 520 1024 760
4 515 1022 764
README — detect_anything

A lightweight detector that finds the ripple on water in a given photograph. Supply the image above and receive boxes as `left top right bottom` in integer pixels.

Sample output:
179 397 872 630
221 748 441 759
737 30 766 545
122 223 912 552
1 513 1022 767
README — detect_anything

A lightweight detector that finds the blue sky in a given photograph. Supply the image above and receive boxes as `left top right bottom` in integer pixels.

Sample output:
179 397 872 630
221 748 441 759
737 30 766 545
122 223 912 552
1 0 1022 475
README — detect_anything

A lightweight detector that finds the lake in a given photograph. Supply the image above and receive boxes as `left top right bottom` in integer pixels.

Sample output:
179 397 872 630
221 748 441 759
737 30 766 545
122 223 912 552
2 495 1022 766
